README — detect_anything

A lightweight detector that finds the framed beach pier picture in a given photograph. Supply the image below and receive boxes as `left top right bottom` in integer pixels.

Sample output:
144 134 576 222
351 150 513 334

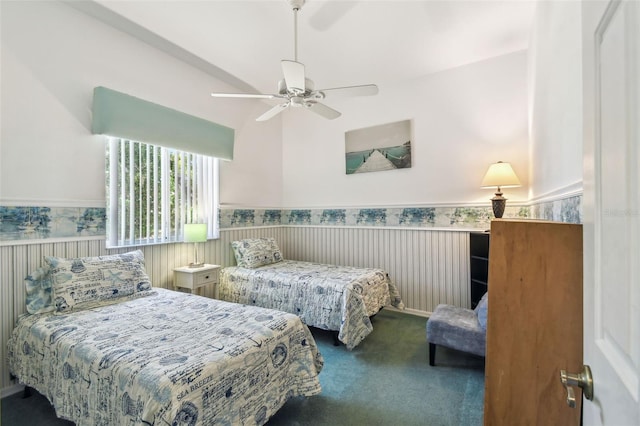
345 119 412 175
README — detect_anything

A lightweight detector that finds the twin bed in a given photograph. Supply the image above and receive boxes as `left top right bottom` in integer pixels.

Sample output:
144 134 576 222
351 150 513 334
221 237 404 350
220 259 404 350
8 250 323 426
8 238 403 425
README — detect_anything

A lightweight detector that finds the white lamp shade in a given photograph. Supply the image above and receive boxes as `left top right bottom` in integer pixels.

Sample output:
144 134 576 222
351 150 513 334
184 223 207 243
481 161 521 188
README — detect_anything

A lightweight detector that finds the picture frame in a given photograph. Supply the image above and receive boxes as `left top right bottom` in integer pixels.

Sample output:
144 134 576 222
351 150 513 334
345 119 412 175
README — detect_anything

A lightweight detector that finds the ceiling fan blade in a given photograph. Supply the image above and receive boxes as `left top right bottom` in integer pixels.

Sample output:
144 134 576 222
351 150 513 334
281 60 306 94
305 101 341 120
315 84 379 98
256 103 289 121
211 92 283 99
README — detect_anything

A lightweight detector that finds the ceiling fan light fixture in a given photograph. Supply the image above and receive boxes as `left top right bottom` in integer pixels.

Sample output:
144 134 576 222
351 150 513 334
290 96 305 107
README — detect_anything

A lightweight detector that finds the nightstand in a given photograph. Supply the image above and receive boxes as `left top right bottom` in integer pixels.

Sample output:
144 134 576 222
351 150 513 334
173 264 220 296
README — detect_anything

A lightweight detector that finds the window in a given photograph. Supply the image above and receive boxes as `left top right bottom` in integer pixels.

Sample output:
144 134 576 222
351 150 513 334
106 138 219 248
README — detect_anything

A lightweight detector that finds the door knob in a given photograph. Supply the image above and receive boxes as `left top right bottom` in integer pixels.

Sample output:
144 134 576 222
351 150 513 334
560 365 594 408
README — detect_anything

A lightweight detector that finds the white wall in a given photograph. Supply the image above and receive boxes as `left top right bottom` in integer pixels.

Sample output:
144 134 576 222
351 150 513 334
281 51 530 208
0 1 282 208
1 1 536 212
219 106 283 209
528 1 583 200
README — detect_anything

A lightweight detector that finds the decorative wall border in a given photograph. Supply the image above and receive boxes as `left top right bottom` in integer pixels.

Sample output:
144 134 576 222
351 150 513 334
1 194 582 243
220 205 529 229
529 194 582 224
0 206 106 243
527 181 583 224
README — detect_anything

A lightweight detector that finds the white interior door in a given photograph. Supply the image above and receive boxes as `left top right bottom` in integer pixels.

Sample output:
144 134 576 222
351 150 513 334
582 0 640 424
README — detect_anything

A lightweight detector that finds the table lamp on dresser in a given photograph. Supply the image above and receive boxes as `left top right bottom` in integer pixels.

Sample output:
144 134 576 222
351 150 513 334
481 161 521 219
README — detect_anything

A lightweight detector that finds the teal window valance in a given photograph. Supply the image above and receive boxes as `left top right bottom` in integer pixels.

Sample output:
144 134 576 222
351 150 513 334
91 86 234 160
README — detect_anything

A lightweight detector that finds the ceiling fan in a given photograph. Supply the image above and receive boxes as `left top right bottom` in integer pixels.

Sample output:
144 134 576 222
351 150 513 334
210 0 378 121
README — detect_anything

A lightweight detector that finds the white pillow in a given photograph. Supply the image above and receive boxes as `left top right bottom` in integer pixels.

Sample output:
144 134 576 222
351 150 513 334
231 237 283 268
46 250 153 314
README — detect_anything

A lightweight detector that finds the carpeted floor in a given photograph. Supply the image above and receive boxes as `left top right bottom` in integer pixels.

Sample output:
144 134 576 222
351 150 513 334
2 309 484 426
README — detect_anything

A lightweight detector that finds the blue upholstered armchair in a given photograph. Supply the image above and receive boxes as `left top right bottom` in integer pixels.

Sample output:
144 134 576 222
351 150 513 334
426 292 488 366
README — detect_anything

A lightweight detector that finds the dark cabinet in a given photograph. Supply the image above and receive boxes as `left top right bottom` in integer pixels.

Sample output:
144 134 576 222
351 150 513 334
470 232 490 308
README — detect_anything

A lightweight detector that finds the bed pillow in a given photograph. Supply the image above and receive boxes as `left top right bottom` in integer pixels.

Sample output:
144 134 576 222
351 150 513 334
231 237 283 268
45 250 153 314
25 266 54 314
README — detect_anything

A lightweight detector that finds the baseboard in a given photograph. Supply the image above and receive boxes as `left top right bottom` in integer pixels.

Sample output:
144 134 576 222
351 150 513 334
1 384 23 399
385 305 431 318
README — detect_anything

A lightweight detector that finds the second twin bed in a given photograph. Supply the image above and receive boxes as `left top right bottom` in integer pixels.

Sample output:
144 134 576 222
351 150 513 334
219 238 405 350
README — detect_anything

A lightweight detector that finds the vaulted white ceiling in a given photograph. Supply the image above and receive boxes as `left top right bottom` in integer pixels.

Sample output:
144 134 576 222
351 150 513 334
87 0 536 96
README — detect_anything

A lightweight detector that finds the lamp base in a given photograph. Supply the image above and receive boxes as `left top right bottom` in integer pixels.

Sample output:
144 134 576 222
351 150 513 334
188 262 205 268
491 192 507 219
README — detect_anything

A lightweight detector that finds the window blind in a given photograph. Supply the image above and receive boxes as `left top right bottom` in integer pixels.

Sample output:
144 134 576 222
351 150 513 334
106 138 219 248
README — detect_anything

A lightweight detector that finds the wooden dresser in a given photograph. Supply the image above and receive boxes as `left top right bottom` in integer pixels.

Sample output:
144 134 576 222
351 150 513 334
483 219 583 425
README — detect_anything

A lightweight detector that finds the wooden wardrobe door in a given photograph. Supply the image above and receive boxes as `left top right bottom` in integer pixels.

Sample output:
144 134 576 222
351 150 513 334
484 219 583 425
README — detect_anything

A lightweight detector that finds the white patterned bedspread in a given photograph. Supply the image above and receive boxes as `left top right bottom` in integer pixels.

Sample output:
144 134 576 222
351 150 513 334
219 260 404 350
8 288 323 426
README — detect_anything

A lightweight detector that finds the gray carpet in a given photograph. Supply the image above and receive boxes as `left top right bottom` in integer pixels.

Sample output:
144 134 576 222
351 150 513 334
2 309 484 426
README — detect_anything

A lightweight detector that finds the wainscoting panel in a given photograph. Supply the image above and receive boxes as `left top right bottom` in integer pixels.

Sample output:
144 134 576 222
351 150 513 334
1 226 465 392
0 227 285 393
281 227 470 315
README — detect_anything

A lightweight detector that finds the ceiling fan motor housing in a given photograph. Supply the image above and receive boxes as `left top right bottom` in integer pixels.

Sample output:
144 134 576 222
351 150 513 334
278 78 318 97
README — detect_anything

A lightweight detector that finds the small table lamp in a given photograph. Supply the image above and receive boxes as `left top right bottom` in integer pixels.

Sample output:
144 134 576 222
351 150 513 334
184 223 207 268
481 161 521 219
